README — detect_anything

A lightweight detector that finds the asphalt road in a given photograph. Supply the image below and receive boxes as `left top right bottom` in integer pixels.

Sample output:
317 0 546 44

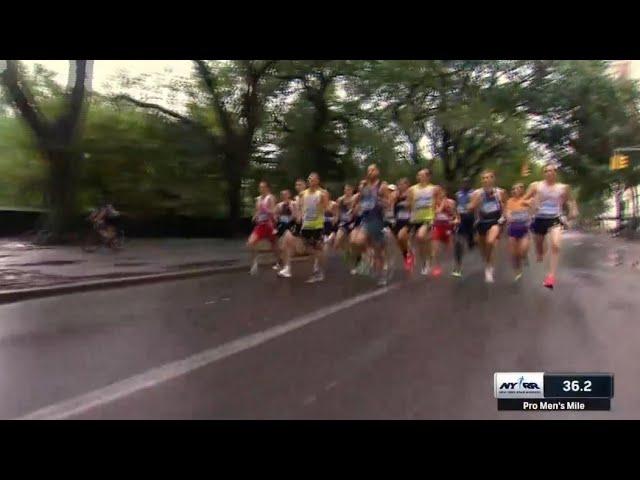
1 231 638 419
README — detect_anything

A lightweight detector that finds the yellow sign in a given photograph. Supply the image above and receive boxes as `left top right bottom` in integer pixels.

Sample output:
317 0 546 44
610 154 630 170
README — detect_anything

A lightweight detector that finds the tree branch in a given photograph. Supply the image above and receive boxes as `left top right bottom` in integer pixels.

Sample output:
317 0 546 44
1 60 49 138
193 60 234 138
114 94 202 128
67 60 88 119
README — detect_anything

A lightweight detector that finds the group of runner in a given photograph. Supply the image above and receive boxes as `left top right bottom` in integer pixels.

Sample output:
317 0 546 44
247 162 579 289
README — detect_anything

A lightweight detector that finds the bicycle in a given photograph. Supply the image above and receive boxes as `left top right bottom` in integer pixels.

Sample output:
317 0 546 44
82 222 125 252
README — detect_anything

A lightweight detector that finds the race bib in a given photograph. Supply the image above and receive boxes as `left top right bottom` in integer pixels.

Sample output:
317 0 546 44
279 215 291 224
457 205 468 214
361 198 375 211
436 213 449 221
257 213 269 222
397 210 410 220
416 195 432 209
340 212 352 222
511 211 529 223
539 200 559 216
304 205 318 221
481 200 499 214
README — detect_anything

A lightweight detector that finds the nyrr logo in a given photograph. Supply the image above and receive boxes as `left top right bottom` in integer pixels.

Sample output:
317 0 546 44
500 376 540 390
494 372 544 399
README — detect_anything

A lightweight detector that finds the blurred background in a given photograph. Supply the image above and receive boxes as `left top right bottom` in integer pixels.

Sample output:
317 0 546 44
1 60 639 240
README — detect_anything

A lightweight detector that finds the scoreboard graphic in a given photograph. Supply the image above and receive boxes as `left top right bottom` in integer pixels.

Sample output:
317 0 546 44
494 373 614 411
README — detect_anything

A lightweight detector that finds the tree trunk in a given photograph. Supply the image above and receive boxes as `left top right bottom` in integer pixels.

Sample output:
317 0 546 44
45 148 80 239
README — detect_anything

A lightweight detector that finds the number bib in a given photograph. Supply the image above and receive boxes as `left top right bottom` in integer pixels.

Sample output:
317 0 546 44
510 211 530 223
481 200 499 214
397 210 410 220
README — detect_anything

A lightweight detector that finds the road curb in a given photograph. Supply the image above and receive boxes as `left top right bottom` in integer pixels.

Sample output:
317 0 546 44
0 264 250 304
0 255 312 304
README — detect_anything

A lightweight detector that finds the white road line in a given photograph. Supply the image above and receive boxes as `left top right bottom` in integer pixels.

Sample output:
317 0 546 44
18 283 399 420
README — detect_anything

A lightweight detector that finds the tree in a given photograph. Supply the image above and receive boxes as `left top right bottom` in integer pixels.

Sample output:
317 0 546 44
1 60 91 238
114 60 279 234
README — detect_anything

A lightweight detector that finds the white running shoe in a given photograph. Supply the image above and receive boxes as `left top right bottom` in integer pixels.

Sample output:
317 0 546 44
313 259 320 273
277 266 292 278
350 268 358 275
250 262 259 275
306 272 325 283
272 263 282 271
421 263 431 276
485 267 494 283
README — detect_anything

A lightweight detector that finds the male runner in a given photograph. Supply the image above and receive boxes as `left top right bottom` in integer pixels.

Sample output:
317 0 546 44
453 177 475 277
468 170 507 283
407 168 442 276
350 164 391 285
523 163 578 289
323 199 339 246
432 188 459 277
274 189 295 270
391 177 413 272
505 183 532 281
278 172 330 282
247 180 279 275
334 183 357 257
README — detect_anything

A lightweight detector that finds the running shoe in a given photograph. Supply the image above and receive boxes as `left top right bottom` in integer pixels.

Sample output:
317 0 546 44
420 263 431 276
404 253 414 272
543 274 555 289
484 267 494 283
306 272 325 283
272 263 282 271
377 275 388 287
514 270 523 282
277 266 292 278
432 266 442 277
250 262 259 275
451 269 462 278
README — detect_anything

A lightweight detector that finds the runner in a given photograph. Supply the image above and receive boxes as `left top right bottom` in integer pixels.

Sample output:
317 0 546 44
273 189 295 270
468 170 507 283
523 163 579 289
247 180 279 275
323 199 339 247
278 172 330 282
350 164 391 285
505 183 532 281
348 180 367 275
432 188 459 277
452 177 475 277
390 177 413 272
334 183 357 259
407 168 442 276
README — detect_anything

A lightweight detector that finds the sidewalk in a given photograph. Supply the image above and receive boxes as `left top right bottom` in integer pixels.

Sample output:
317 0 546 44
0 238 274 295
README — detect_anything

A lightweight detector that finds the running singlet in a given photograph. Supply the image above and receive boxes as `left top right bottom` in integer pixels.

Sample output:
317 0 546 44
478 189 502 221
255 194 274 224
507 197 530 225
410 184 436 223
338 197 353 225
394 193 410 221
456 190 472 215
301 189 324 229
434 200 454 225
360 182 384 219
535 182 564 219
278 202 293 225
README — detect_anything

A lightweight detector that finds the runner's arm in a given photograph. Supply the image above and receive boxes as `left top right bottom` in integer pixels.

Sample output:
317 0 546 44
467 190 480 213
565 185 579 220
523 182 538 202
